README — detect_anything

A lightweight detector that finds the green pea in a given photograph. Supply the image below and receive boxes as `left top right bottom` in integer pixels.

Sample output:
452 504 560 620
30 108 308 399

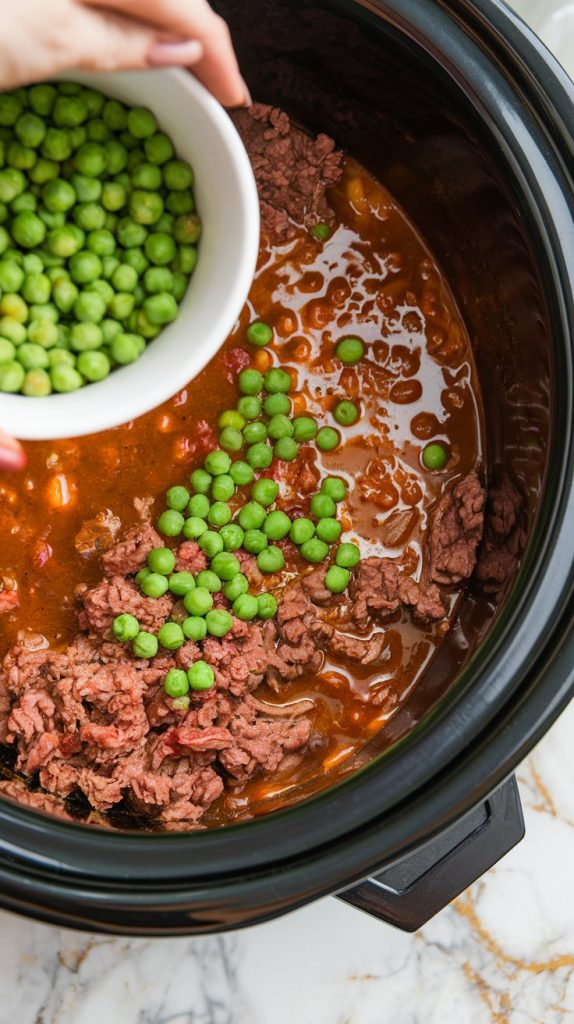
48 348 75 368
131 162 162 190
0 261 24 292
334 400 359 426
173 244 197 275
144 232 176 266
246 321 273 347
310 222 330 241
0 338 15 362
22 272 51 305
325 565 351 593
169 571 196 597
163 160 193 190
71 173 101 203
238 501 266 530
223 573 249 601
229 461 254 486
233 593 259 621
76 350 110 382
132 631 158 659
0 315 26 344
69 250 102 284
112 613 140 642
336 337 364 364
101 318 122 344
144 266 174 294
87 229 116 257
219 524 244 551
0 360 25 392
147 546 176 575
124 248 149 276
140 572 169 598
204 449 231 476
218 409 245 431
8 142 37 171
53 278 79 314
422 443 448 470
110 332 143 365
173 213 201 244
105 140 128 175
29 85 57 117
205 609 233 637
190 468 212 494
182 616 207 641
187 659 216 690
274 437 298 461
247 442 273 469
0 95 23 127
316 426 340 451
75 142 107 178
74 292 106 324
198 530 224 558
43 178 76 213
238 368 263 395
11 211 46 248
237 395 262 420
263 510 291 540
164 668 189 697
166 485 190 511
111 264 138 293
22 368 52 396
263 392 291 416
268 414 294 440
219 426 244 452
243 529 268 555
251 478 279 507
335 543 361 568
182 515 208 540
310 493 336 518
257 545 285 574
300 538 329 563
264 367 291 393
128 107 157 139
321 476 347 502
184 586 213 616
292 416 318 443
158 622 185 650
316 518 342 543
28 320 59 349
157 509 185 537
117 216 148 249
129 189 164 226
101 181 127 212
209 552 239 581
17 343 49 370
211 474 235 501
208 501 231 527
243 420 267 444
0 168 25 202
188 492 210 517
29 158 59 186
70 322 103 352
50 364 83 393
0 293 27 322
46 225 85 259
257 593 278 620
289 518 315 545
135 567 151 587
108 293 135 320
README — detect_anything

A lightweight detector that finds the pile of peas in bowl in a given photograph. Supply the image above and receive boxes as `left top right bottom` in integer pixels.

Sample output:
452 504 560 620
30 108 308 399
0 81 201 396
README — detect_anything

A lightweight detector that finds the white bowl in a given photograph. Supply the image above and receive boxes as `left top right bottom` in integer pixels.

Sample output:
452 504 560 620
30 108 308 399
0 69 259 440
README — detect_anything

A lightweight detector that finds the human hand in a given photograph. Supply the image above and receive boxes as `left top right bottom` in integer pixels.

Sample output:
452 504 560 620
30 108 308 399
0 0 248 107
0 433 26 472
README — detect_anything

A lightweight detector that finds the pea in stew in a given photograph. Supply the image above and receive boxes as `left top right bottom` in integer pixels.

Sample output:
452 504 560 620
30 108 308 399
0 147 485 829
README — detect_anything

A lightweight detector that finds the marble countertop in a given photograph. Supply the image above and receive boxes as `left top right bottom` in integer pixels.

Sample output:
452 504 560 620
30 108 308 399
2 3 574 1022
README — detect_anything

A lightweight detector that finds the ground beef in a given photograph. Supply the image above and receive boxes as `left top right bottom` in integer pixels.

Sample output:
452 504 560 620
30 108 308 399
219 704 313 783
75 510 121 559
232 104 344 243
223 347 250 382
175 541 207 575
102 521 163 577
429 471 486 585
351 556 446 631
476 477 525 591
0 780 74 821
79 575 173 637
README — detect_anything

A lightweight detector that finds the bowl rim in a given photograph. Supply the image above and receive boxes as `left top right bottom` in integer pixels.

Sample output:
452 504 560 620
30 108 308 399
0 67 260 440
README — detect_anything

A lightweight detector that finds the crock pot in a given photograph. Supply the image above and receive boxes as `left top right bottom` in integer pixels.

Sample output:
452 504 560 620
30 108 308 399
0 0 573 935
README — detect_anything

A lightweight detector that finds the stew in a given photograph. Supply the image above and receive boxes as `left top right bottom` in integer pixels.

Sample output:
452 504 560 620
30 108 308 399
0 105 503 830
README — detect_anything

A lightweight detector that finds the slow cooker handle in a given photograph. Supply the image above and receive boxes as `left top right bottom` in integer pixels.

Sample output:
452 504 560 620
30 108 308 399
338 776 524 931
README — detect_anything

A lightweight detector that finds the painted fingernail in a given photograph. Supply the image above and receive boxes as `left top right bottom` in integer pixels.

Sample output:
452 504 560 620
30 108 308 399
148 39 203 67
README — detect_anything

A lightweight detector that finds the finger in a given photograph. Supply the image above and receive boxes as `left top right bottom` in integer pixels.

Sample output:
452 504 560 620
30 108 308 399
68 8 171 73
0 432 26 472
80 0 248 105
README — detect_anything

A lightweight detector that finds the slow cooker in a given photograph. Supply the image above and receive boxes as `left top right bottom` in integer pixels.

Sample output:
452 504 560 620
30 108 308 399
0 0 573 935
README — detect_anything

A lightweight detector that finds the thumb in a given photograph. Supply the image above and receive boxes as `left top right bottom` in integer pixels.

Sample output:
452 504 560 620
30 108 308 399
0 431 26 472
72 9 200 73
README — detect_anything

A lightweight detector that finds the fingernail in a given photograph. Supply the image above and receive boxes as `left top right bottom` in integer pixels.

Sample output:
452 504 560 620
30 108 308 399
148 39 203 67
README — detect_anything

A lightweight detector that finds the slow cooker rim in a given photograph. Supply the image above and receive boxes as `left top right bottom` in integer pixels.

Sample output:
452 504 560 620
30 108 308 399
1 0 573 918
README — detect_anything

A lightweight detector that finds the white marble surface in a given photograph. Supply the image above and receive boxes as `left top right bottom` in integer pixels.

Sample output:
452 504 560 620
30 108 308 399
2 3 574 1021
1 699 574 1024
